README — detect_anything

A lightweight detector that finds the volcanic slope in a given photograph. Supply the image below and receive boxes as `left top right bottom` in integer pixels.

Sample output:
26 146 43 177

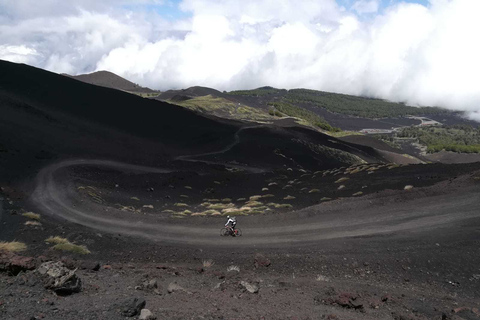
0 60 387 183
66 70 155 94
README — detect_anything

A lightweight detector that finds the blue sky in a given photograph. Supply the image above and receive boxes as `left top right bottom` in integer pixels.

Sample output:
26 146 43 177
128 0 430 20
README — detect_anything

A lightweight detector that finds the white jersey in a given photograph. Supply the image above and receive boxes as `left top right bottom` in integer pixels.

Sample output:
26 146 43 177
225 217 236 226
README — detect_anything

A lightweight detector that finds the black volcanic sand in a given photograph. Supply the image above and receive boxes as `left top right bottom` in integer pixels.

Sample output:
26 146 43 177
2 163 480 320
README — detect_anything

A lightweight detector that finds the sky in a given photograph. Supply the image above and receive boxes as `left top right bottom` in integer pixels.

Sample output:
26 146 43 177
0 0 479 120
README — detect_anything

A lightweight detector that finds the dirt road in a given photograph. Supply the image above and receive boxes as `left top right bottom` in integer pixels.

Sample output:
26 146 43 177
31 159 480 247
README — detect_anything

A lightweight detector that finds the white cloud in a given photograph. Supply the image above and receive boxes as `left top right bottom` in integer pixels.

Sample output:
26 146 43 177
0 0 479 119
351 0 380 14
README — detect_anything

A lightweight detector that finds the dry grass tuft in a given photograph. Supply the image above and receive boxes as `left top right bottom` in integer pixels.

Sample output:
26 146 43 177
203 198 220 202
0 241 27 252
221 198 232 203
174 203 189 207
22 212 41 220
206 203 235 210
321 197 332 201
337 185 346 190
45 236 70 245
283 195 296 200
236 198 246 201
267 203 293 209
184 186 193 190
191 211 207 216
249 195 263 201
25 221 42 226
130 197 140 201
309 189 320 193
245 200 263 207
352 191 363 196
227 265 240 272
335 177 349 183
202 259 215 268
268 182 278 187
262 194 275 198
404 185 414 191
53 243 90 255
262 188 269 191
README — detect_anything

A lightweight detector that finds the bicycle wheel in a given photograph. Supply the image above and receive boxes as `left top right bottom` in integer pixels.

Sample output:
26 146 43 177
234 228 242 237
220 228 229 236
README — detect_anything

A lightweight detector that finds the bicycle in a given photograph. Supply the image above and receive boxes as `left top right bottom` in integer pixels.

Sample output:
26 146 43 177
220 225 242 237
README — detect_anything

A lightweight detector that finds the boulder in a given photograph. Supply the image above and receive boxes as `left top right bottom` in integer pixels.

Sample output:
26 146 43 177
37 261 81 295
139 309 156 320
0 252 35 275
121 297 146 317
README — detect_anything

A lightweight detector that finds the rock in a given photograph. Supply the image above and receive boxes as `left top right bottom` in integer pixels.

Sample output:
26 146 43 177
0 252 35 275
254 253 271 269
37 261 82 295
167 282 185 293
79 261 100 271
139 309 156 320
143 279 158 290
121 297 146 317
240 281 259 294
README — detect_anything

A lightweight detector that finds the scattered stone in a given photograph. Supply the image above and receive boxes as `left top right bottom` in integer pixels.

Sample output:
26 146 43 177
37 261 82 295
0 252 35 275
254 253 271 268
240 281 259 293
139 309 156 320
167 282 185 293
143 279 158 290
121 297 146 317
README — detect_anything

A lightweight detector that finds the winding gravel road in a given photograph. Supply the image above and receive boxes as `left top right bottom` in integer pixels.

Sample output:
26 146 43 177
31 158 480 247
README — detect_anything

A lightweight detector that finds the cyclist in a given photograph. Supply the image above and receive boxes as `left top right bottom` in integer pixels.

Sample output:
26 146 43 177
225 216 237 234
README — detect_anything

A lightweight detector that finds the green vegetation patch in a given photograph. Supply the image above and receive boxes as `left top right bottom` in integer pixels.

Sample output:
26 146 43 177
285 89 448 119
398 125 480 154
228 87 286 96
174 95 271 121
268 101 340 132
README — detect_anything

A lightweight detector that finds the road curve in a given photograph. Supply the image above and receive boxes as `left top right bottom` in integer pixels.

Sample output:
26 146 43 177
30 159 480 247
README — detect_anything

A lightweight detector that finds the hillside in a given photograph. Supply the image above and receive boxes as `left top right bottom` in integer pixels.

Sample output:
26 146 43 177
0 60 390 183
67 70 156 94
